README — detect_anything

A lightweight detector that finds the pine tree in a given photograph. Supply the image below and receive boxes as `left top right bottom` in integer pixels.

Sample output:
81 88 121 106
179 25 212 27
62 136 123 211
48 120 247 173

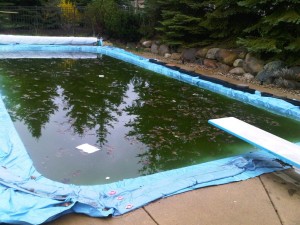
155 0 211 47
201 0 259 46
237 0 300 63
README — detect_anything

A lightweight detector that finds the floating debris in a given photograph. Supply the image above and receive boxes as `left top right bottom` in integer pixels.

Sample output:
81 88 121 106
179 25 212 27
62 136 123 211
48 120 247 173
76 143 100 154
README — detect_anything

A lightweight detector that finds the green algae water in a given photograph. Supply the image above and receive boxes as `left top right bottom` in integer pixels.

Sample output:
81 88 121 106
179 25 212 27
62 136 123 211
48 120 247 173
0 55 300 185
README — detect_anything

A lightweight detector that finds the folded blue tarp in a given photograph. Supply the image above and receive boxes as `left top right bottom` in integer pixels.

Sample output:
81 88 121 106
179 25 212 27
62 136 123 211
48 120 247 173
0 44 298 225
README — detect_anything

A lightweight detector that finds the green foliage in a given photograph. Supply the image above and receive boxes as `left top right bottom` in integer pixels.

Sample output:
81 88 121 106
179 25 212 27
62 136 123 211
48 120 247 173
155 0 210 47
237 38 281 53
147 0 300 63
86 0 142 41
236 0 300 63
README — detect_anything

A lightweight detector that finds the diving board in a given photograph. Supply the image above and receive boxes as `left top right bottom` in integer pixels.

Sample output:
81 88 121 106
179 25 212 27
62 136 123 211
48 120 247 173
208 117 300 168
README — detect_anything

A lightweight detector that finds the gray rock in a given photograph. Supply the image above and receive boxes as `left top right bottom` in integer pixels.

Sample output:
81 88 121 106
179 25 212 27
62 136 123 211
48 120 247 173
196 48 209 58
171 53 181 60
229 67 245 75
215 49 238 65
142 40 152 48
151 43 159 54
181 48 198 62
243 53 264 75
217 63 231 73
256 61 287 83
263 60 286 70
274 78 300 89
158 44 170 56
195 58 204 65
290 66 300 75
243 73 255 81
206 48 220 59
255 70 275 83
233 59 244 67
273 68 300 81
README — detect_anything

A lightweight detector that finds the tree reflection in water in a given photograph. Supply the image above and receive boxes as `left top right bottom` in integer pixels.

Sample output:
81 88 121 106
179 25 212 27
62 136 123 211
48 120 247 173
0 55 300 184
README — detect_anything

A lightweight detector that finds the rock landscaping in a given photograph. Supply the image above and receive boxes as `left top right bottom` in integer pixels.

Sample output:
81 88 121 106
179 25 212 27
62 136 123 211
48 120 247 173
138 39 300 90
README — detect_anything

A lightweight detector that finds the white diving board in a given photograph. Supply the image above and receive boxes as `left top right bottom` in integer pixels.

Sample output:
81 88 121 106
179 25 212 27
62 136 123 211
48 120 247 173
208 117 300 168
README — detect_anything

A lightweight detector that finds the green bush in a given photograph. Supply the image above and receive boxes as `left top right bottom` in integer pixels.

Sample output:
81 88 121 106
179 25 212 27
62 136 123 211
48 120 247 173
86 0 143 42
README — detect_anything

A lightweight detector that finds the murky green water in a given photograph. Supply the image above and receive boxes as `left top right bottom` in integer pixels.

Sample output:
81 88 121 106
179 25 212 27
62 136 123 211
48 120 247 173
0 55 300 185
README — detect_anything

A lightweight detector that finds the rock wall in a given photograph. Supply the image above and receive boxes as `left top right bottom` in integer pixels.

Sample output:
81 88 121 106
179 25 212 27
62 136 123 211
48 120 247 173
139 40 300 89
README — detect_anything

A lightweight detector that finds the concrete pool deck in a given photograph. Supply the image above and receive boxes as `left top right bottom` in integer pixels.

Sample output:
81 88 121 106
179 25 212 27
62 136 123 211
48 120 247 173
45 168 300 225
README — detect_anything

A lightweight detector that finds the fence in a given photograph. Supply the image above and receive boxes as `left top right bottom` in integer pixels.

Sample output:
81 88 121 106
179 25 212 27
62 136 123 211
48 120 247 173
0 6 93 36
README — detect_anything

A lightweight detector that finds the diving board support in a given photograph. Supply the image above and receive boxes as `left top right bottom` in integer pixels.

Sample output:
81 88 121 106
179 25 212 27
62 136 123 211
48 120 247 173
208 117 300 168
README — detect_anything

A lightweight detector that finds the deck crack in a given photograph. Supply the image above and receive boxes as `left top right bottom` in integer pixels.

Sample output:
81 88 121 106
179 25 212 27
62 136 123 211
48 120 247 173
143 207 160 225
259 176 284 225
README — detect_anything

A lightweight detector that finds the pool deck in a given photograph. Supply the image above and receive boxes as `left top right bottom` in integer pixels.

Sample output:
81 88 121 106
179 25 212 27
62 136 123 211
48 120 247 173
46 168 300 225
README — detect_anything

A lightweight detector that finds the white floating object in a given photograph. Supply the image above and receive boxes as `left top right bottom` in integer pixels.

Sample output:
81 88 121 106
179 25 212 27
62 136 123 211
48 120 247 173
76 143 100 154
105 177 110 180
98 75 105 78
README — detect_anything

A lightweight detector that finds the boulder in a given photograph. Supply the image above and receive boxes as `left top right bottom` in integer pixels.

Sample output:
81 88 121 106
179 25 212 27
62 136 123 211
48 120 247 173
203 59 218 69
195 58 204 65
181 48 198 62
158 44 170 56
263 60 286 71
171 53 181 60
151 43 159 54
274 78 300 89
215 49 239 65
256 61 286 83
233 59 244 67
217 63 231 73
255 70 274 84
243 53 264 75
142 40 152 48
290 66 300 75
206 48 220 59
196 48 209 58
229 67 245 75
243 73 255 81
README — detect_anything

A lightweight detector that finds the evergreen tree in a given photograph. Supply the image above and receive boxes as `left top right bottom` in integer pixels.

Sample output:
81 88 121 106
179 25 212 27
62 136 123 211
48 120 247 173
142 0 162 37
155 0 211 47
201 0 259 46
237 0 300 63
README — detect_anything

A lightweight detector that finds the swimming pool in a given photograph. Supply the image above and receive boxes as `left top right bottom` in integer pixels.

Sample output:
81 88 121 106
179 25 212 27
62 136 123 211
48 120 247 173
0 43 298 224
1 54 300 185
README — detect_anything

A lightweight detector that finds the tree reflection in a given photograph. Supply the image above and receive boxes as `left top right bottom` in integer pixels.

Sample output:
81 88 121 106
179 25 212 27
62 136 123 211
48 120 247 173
124 73 300 176
0 59 59 138
0 56 131 147
58 58 131 147
1 56 300 180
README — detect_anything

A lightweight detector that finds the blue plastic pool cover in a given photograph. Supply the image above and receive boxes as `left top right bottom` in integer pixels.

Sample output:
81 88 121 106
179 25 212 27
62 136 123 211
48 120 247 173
0 44 299 224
